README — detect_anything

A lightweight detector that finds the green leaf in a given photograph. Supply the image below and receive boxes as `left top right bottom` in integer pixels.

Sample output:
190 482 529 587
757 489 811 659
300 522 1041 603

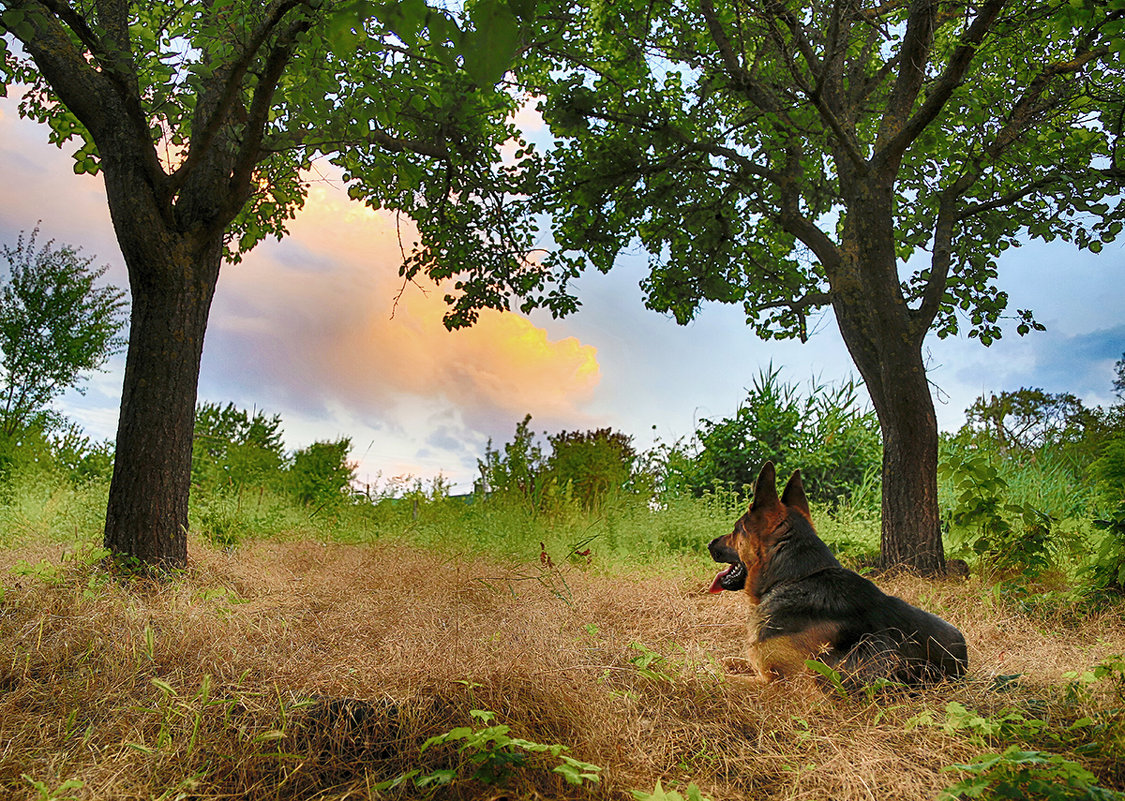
463 0 521 85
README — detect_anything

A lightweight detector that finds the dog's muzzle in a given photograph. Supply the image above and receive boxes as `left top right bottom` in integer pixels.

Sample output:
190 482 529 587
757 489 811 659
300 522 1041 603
708 535 747 593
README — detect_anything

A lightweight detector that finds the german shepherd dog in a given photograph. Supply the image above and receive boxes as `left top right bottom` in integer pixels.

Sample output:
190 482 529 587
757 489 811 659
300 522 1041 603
708 463 968 685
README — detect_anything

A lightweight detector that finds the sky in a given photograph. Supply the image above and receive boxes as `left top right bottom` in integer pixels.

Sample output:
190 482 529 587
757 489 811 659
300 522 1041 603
1 96 1123 494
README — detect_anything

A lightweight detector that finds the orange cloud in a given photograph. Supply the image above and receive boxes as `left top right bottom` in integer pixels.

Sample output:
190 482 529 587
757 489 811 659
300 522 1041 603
209 181 600 433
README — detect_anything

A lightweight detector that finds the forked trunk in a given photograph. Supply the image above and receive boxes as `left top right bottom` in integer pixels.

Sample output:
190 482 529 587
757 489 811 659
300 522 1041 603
103 234 221 569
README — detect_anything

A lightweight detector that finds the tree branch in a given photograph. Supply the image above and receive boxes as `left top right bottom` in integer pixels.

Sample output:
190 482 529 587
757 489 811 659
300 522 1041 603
221 10 316 225
954 173 1070 221
746 291 833 343
874 0 1007 173
167 0 309 197
911 191 956 339
767 3 868 171
698 0 787 117
7 0 116 135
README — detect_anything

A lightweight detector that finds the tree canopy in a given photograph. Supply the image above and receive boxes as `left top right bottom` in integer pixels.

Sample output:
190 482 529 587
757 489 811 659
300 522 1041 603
440 0 1125 572
0 0 542 282
492 0 1125 340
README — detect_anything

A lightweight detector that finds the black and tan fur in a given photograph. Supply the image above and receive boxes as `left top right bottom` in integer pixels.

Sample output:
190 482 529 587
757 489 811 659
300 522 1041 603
708 463 968 684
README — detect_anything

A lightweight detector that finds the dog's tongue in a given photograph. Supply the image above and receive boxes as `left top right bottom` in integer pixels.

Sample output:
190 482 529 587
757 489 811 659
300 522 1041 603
709 565 732 594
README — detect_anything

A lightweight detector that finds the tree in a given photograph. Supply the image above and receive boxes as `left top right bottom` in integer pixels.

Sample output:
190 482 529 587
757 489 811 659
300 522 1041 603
289 438 355 506
965 388 1090 452
1114 353 1125 400
0 227 126 435
192 401 285 493
441 0 1125 573
0 0 540 568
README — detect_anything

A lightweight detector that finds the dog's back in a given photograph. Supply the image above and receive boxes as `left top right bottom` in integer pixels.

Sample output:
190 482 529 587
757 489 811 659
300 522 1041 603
758 565 968 683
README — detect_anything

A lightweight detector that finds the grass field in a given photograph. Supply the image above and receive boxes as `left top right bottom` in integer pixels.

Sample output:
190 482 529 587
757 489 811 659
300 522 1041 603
3 528 1124 801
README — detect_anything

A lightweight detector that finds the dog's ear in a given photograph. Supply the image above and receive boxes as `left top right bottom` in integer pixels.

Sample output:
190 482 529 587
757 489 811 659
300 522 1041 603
750 462 779 511
781 470 810 516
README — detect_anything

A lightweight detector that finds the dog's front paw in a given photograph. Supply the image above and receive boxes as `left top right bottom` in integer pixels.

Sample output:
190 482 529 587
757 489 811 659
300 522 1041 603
721 656 757 675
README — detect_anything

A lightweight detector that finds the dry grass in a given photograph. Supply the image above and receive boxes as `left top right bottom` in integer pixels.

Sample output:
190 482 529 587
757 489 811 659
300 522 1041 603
2 539 1124 800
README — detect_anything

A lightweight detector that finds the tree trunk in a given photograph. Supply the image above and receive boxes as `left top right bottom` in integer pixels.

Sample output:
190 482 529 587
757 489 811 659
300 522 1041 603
831 182 947 575
867 346 945 575
102 232 221 570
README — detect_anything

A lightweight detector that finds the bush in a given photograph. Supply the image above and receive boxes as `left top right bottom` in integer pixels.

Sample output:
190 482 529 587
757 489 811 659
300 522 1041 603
545 428 638 511
658 367 882 507
288 438 356 507
192 402 286 494
938 448 1065 578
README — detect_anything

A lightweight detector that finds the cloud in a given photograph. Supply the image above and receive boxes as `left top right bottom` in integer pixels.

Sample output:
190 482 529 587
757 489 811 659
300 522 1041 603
206 182 601 445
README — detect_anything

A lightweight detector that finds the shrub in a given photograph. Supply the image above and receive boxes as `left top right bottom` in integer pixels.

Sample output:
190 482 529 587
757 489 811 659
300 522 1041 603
1084 504 1125 596
192 402 286 494
288 438 356 507
658 367 882 507
545 428 637 511
938 449 1061 578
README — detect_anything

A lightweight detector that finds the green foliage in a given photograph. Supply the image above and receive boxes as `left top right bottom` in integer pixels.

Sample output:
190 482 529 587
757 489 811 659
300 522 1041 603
940 747 1122 801
21 775 84 801
660 368 881 508
1085 504 1125 595
288 438 356 507
546 427 638 510
939 448 1061 577
0 228 126 435
632 781 714 801
48 423 114 483
914 669 1125 801
192 402 286 494
374 709 602 791
430 1 1125 344
476 414 548 508
1088 406 1125 503
0 2 539 287
477 415 648 515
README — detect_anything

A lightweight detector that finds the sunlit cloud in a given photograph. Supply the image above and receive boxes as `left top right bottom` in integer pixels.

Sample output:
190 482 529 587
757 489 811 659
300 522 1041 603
207 181 601 446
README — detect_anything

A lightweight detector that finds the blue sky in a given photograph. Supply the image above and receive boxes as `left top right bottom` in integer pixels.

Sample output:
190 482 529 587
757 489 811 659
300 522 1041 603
1 96 1123 493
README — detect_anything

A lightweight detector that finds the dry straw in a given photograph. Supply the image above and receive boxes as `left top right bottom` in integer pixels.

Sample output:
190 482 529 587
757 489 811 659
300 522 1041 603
1 539 1123 800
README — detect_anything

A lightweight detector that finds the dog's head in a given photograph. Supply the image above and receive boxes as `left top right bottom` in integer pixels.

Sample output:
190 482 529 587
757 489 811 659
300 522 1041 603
707 462 814 601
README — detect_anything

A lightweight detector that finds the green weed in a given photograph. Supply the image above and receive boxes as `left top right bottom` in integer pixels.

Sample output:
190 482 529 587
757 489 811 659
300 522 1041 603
940 747 1121 801
373 709 602 792
632 780 715 801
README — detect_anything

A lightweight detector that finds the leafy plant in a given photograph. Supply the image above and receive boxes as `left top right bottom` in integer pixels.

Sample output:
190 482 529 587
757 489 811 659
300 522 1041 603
940 746 1121 801
805 659 850 700
629 642 673 682
1084 504 1125 595
374 709 602 790
659 368 882 508
192 402 286 495
632 780 714 801
21 776 84 801
288 438 356 508
939 449 1058 577
546 427 638 511
476 414 550 512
